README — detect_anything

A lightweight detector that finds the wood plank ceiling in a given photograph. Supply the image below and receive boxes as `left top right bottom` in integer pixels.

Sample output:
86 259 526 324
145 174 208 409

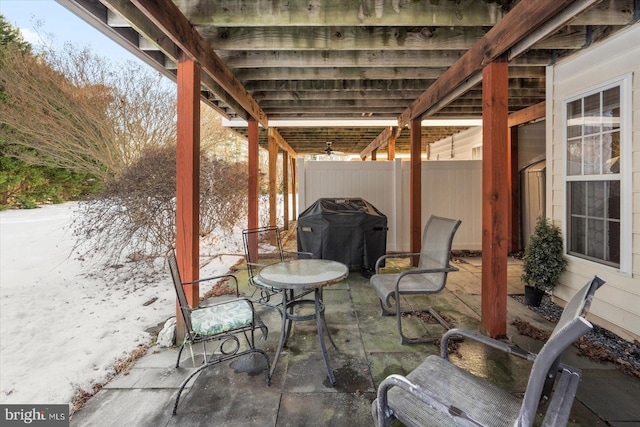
59 0 637 156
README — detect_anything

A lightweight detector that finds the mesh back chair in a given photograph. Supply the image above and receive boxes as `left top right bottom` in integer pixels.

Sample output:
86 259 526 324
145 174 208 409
370 215 462 344
242 226 314 314
168 251 270 415
372 275 606 427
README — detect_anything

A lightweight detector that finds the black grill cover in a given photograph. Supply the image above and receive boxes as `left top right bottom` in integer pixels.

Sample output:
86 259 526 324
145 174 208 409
297 198 387 276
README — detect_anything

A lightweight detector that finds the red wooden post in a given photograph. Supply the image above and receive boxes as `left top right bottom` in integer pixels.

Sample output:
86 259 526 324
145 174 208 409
481 57 509 338
291 157 297 220
388 127 396 161
410 119 422 266
268 131 277 229
175 55 200 338
247 119 259 260
283 151 289 230
508 126 521 252
248 120 259 231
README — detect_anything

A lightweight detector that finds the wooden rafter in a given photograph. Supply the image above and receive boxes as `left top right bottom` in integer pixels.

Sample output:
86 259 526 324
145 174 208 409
360 126 400 160
130 0 268 127
175 0 631 27
398 0 601 126
508 101 546 127
198 25 597 51
268 128 297 159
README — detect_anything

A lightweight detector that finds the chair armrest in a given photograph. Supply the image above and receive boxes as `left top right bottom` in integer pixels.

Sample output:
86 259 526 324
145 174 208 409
396 265 459 280
283 250 315 259
374 253 420 273
440 328 536 362
182 274 239 297
376 374 484 427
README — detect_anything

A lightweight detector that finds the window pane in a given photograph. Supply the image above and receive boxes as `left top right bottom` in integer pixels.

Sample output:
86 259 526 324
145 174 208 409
583 135 601 175
567 138 582 175
608 181 620 219
583 93 601 136
587 218 605 259
607 221 620 264
603 131 620 174
567 99 582 138
570 216 585 255
587 181 605 217
602 87 620 131
570 181 586 215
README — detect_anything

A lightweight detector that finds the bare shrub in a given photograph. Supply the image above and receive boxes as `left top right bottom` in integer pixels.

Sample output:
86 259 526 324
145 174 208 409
0 42 176 179
73 144 248 263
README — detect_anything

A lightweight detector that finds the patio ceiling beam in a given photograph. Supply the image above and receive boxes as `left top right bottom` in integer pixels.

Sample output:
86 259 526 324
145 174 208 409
252 88 546 101
508 102 546 127
398 0 602 127
234 66 547 81
175 0 631 27
217 49 561 69
268 128 297 159
130 0 268 127
198 25 598 51
360 126 400 160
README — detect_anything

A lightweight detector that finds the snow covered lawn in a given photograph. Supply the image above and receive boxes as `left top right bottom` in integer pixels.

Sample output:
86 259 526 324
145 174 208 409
0 203 241 408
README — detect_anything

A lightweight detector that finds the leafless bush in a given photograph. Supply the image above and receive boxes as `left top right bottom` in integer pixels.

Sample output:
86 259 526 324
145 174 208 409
72 145 248 264
0 42 176 179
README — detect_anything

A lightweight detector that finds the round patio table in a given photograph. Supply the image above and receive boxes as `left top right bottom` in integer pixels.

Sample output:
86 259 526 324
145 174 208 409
257 259 348 385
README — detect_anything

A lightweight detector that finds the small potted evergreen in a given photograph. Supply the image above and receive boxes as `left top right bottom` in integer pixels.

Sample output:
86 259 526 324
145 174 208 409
521 216 567 307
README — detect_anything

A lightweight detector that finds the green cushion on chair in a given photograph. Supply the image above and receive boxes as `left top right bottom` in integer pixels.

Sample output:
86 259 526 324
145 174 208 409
191 299 254 335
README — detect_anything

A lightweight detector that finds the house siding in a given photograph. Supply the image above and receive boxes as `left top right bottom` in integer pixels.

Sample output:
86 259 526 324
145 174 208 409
549 23 640 341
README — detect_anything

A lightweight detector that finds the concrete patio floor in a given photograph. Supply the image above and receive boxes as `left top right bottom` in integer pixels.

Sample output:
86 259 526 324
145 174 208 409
70 256 640 426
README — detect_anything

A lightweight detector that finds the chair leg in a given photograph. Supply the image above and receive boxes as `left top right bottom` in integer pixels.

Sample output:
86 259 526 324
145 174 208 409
172 348 271 415
384 294 453 345
379 299 395 316
397 306 452 345
175 342 186 368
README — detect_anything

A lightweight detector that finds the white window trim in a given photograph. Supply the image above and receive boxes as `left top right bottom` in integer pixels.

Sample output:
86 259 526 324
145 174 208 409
561 73 632 275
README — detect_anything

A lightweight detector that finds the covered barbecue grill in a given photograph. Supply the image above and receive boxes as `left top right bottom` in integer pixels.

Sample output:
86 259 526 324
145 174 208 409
297 198 388 277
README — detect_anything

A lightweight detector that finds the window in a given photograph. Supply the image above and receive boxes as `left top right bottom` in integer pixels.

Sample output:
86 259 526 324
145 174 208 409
471 146 482 160
564 78 629 270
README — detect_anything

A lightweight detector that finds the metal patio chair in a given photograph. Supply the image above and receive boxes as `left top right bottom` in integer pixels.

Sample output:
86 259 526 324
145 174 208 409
242 226 314 314
168 251 270 415
370 215 462 344
372 275 606 427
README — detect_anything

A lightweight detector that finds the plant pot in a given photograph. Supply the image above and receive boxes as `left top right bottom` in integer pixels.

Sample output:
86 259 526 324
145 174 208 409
524 285 544 307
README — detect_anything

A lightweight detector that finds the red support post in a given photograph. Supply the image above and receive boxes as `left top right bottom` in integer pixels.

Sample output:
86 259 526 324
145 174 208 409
175 55 200 337
410 119 422 266
248 119 259 232
481 57 509 338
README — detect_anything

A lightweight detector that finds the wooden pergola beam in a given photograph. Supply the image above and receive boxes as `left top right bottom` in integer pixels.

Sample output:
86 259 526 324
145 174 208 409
269 128 297 158
131 0 268 127
398 0 594 126
360 126 399 160
508 101 546 127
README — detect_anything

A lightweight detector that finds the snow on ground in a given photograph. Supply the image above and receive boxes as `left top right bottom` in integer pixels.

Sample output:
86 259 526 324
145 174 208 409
0 203 243 407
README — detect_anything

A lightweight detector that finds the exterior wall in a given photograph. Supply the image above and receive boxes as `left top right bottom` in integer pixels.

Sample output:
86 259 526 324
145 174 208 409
429 127 482 160
429 120 546 171
298 159 482 252
549 23 640 341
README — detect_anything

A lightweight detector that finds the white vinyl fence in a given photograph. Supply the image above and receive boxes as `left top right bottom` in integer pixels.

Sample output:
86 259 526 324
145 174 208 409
298 159 482 252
